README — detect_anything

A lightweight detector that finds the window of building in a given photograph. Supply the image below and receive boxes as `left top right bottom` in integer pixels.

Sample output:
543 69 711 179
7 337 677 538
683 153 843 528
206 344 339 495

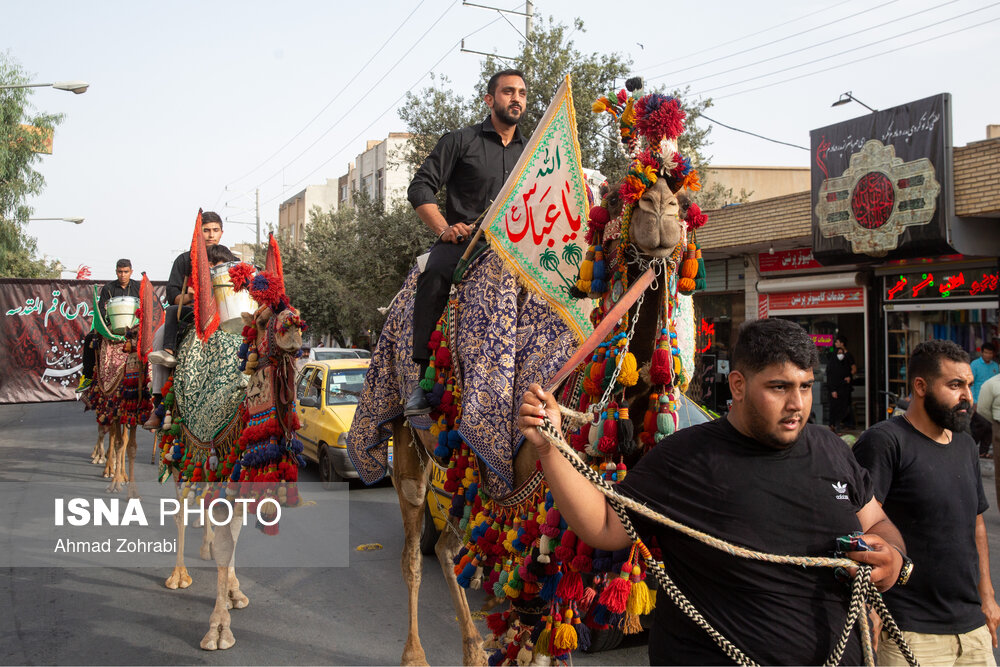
340 185 348 202
376 168 384 201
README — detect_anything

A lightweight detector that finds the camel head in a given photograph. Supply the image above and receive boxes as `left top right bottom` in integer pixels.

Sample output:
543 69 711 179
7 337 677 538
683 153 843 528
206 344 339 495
629 178 685 258
240 306 305 357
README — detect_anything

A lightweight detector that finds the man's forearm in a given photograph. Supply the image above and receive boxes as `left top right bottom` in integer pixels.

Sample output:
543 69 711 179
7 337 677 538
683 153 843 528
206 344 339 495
865 516 906 553
976 514 996 601
415 203 448 237
535 444 631 551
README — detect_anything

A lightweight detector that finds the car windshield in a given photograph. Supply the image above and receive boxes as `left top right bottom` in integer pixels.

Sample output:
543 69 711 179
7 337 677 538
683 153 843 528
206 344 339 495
314 350 358 361
675 393 714 429
326 368 368 405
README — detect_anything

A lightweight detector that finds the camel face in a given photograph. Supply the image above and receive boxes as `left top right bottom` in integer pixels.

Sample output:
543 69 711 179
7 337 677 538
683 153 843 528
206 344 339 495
629 178 684 258
273 308 304 352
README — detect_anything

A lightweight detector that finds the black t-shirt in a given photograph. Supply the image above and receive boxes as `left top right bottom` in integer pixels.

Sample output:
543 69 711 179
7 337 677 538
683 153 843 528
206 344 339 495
853 415 988 634
617 418 872 665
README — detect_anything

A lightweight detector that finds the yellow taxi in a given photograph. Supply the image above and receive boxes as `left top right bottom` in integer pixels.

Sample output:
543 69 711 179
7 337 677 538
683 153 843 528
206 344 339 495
295 359 392 485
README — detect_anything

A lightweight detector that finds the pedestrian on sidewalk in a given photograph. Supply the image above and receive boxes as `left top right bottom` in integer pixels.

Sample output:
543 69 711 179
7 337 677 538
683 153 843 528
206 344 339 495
854 339 1000 666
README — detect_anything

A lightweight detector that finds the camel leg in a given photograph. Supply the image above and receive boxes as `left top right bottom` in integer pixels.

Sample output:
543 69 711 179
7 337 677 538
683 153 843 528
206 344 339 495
106 424 127 492
90 424 107 465
435 522 487 666
125 426 140 500
199 509 216 561
165 480 192 589
224 512 247 610
201 509 241 650
391 422 430 666
101 423 116 478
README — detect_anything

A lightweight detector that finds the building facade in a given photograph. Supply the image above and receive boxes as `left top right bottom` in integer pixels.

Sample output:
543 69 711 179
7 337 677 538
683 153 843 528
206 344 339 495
277 179 340 245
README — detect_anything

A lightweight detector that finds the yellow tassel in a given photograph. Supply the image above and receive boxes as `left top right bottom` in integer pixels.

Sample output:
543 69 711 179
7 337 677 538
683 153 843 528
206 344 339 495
617 352 639 386
503 583 520 598
592 99 607 113
627 576 654 616
554 622 577 651
535 629 551 656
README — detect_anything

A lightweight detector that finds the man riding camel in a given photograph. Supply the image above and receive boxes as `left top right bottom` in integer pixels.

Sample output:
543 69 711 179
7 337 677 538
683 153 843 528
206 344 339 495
403 69 527 416
77 258 141 392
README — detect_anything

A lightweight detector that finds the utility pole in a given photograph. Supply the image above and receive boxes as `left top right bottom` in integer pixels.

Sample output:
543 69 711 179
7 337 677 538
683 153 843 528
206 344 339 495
525 0 533 40
255 188 261 249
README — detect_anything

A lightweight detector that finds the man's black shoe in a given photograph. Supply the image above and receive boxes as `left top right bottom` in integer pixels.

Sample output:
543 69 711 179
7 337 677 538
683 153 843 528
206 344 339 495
403 386 432 417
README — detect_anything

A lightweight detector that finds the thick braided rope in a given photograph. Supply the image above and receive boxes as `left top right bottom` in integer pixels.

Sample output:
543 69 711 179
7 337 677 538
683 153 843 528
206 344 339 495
551 409 853 568
536 415 919 667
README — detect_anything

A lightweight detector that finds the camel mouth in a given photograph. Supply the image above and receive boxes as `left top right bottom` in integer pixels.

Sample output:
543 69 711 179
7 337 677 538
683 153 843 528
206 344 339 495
642 245 677 258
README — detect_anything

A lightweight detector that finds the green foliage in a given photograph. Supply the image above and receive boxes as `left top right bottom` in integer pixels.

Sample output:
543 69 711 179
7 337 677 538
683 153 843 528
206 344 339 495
283 193 430 343
398 17 632 181
694 183 754 211
397 19 714 198
0 53 63 278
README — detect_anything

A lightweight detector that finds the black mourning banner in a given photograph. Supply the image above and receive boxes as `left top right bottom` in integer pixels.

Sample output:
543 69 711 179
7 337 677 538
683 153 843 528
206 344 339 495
0 279 166 404
810 93 952 265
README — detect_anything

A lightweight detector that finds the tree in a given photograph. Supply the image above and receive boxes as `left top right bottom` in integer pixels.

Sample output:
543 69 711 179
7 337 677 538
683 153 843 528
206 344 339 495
283 192 431 344
398 17 632 180
0 53 63 278
398 19 715 199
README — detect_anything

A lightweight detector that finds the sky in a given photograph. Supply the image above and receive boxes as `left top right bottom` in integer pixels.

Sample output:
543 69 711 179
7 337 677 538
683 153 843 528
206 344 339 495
5 0 998 282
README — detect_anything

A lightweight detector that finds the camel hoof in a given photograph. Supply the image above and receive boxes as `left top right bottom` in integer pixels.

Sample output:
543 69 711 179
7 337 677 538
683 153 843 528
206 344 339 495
229 590 249 609
165 567 192 589
200 625 235 651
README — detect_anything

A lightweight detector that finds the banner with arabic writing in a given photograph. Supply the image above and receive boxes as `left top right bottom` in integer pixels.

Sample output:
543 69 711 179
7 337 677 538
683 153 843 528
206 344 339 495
0 279 165 404
483 76 593 342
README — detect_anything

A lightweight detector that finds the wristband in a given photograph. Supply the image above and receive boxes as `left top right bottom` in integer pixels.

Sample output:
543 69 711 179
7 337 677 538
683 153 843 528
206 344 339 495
438 228 449 240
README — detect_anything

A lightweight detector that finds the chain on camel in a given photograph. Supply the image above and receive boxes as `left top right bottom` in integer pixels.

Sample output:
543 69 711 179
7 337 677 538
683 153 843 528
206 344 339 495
537 406 920 667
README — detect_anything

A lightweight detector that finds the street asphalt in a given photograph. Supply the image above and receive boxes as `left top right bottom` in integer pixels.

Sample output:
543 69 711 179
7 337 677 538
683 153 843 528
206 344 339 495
2 400 999 665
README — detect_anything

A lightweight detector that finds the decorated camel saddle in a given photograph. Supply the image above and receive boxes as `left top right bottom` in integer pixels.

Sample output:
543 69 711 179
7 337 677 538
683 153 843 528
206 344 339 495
347 76 710 665
87 288 152 428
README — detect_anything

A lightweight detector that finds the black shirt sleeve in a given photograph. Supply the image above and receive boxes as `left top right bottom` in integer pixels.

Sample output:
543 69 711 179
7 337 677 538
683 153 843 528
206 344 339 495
407 130 462 212
98 283 113 320
166 253 189 306
853 424 900 504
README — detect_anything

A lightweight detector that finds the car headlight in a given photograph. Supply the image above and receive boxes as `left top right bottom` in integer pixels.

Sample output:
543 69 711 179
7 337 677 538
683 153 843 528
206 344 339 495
337 432 348 447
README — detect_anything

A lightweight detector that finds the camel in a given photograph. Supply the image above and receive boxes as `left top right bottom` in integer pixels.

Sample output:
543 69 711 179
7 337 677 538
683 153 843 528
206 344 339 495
155 260 305 651
348 83 706 664
85 328 152 498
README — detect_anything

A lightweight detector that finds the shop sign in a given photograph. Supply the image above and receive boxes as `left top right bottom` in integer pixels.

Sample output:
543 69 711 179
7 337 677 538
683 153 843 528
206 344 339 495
759 287 865 316
758 248 823 274
884 266 999 302
810 94 951 263
810 333 835 347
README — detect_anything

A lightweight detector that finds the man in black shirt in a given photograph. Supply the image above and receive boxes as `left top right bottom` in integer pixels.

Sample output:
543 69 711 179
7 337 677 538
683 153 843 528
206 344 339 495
826 334 857 433
78 259 141 392
403 69 527 416
518 318 906 665
854 339 1000 665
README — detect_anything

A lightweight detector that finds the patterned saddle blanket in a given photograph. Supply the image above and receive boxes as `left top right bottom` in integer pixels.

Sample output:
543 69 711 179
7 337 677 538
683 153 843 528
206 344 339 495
347 250 576 500
174 329 247 447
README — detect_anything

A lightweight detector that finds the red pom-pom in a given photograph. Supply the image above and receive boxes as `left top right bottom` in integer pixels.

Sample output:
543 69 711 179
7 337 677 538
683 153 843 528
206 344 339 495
229 262 256 291
616 89 628 104
557 569 584 601
650 348 672 385
598 575 631 614
685 202 707 230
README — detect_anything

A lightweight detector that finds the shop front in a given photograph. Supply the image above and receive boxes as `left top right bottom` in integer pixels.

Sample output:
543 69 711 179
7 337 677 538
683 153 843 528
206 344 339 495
877 258 999 412
756 248 870 428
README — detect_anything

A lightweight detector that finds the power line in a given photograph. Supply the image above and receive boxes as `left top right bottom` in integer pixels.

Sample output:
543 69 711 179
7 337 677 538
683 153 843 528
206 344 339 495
224 0 462 207
641 0 844 72
693 3 1000 97
211 0 433 210
261 13 510 208
700 113 808 151
224 0 431 189
707 13 1000 101
649 0 901 81
653 0 961 89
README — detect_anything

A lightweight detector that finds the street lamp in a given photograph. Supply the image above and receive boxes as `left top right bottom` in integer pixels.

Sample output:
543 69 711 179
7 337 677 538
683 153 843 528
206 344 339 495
27 217 85 224
0 80 89 94
831 91 877 113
